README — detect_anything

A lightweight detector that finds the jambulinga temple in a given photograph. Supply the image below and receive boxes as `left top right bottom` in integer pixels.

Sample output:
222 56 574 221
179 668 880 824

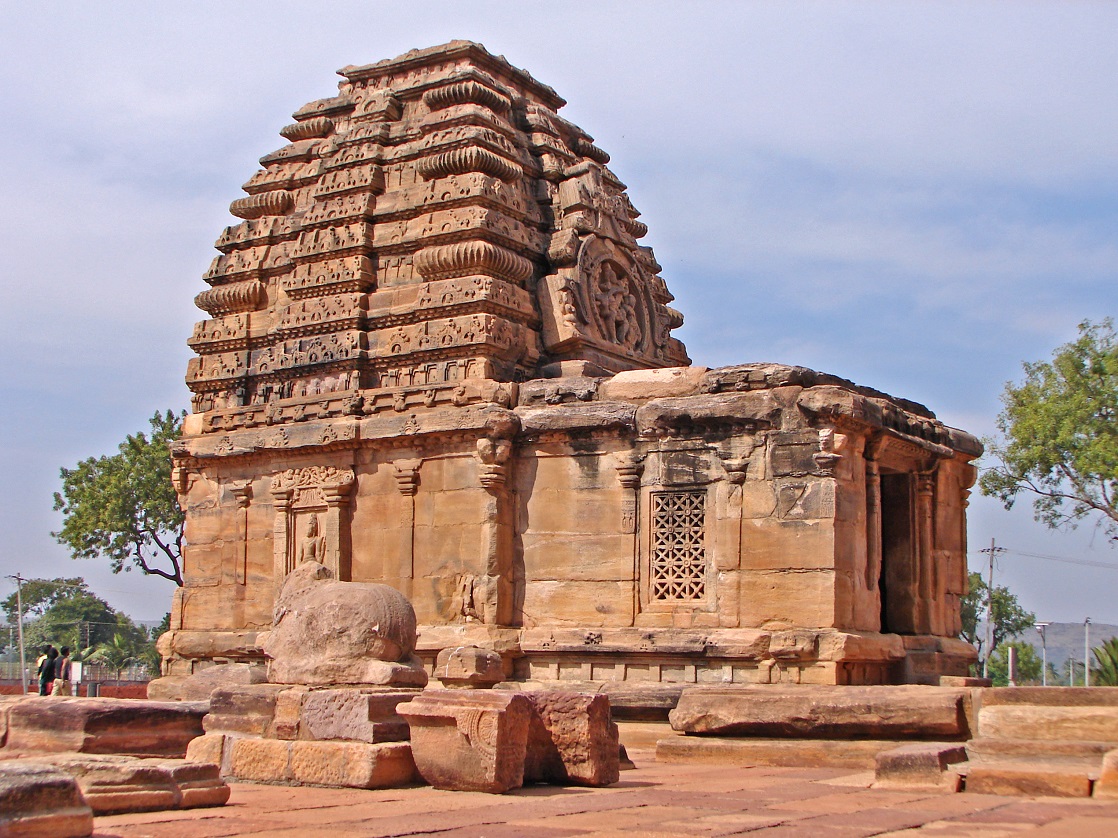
164 41 982 689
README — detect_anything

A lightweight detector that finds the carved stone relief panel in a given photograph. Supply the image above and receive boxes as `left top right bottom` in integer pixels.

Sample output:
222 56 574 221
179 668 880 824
269 466 355 584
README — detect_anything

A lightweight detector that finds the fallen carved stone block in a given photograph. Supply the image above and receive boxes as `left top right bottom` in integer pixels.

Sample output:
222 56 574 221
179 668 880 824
398 691 532 793
2 698 208 757
523 692 619 786
669 685 970 739
434 646 504 689
0 763 92 838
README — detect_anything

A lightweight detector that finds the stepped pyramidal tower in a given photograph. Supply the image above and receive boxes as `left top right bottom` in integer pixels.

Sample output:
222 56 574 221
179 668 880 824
168 41 982 688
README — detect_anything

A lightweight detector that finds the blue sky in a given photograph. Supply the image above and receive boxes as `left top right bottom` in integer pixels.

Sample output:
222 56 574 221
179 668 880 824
1 1 1115 624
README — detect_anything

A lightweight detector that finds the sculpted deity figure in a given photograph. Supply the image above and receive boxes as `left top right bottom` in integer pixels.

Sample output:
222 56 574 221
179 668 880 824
298 514 326 565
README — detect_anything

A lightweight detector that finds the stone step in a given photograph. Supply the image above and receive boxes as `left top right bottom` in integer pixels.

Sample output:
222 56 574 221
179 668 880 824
979 687 1118 707
967 736 1115 760
958 760 1095 798
976 703 1118 743
669 685 972 739
656 734 907 770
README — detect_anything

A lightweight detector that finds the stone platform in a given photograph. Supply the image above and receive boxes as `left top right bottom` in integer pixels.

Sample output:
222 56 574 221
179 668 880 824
91 750 1118 837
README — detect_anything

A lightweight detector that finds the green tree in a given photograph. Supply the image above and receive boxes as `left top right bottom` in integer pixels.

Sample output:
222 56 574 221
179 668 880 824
2 578 118 653
87 631 144 682
959 571 1036 670
1093 636 1118 686
987 640 1044 686
53 410 185 585
980 320 1118 540
137 612 171 674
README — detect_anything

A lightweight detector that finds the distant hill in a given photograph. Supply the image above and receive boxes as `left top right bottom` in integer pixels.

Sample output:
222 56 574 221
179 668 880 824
1006 621 1118 679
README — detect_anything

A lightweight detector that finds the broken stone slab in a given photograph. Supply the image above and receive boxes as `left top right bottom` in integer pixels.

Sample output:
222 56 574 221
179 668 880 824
264 561 427 687
227 737 415 789
2 698 208 757
1095 748 1118 799
939 676 991 687
299 688 417 743
669 685 970 739
0 762 93 838
873 743 967 791
147 662 267 702
434 646 504 689
964 764 1093 798
656 735 905 770
523 692 619 787
7 754 229 815
398 690 532 793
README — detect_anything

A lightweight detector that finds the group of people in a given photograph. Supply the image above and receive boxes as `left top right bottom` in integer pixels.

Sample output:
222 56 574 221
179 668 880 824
35 644 73 696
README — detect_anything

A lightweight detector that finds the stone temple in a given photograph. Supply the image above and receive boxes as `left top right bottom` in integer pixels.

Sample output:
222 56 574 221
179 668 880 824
165 40 981 689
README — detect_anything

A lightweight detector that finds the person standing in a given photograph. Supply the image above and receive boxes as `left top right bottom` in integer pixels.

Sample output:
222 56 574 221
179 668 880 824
37 646 58 696
51 647 73 696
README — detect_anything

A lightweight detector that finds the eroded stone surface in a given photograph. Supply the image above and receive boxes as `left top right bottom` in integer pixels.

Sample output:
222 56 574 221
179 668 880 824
0 763 92 838
299 688 416 743
265 562 426 687
228 738 414 789
523 691 619 786
3 698 207 757
669 685 970 739
148 663 267 702
398 690 531 793
873 743 966 790
434 645 504 688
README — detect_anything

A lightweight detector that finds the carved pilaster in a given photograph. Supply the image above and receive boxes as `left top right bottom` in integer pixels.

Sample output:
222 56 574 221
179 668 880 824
615 452 644 534
474 413 520 626
392 458 422 599
915 471 936 634
230 482 252 586
865 461 882 592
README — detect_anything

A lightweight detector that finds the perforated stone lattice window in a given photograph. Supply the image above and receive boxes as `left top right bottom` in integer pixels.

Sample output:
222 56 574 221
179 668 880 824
650 490 707 601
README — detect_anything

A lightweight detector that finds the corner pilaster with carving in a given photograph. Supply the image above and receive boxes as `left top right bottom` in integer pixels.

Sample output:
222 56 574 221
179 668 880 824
474 413 520 626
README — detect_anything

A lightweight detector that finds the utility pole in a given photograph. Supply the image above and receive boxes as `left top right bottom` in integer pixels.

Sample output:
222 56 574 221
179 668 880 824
5 574 27 695
1035 622 1049 686
1085 617 1092 687
979 538 1005 679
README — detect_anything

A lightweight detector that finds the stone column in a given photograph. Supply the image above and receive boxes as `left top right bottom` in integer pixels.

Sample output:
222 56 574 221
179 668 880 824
915 472 936 635
393 458 422 600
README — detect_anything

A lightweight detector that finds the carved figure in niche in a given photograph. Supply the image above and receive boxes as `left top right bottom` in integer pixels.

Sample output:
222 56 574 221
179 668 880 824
617 291 640 350
594 263 624 343
298 514 326 565
458 574 480 622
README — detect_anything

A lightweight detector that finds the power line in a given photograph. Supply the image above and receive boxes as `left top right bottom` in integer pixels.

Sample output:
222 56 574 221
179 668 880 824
969 549 1118 571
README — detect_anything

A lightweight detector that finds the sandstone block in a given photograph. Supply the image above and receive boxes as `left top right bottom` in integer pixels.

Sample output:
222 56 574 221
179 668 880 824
965 764 1092 798
523 692 619 786
229 738 292 783
939 676 991 687
265 561 427 687
976 705 1118 743
156 759 230 808
299 688 416 743
3 698 208 757
185 733 226 769
656 735 900 769
435 646 504 688
0 763 92 838
873 743 966 790
271 685 309 739
669 685 969 739
289 741 416 788
1095 748 1118 799
37 754 178 815
203 684 290 736
147 663 267 702
398 690 532 793
598 367 707 401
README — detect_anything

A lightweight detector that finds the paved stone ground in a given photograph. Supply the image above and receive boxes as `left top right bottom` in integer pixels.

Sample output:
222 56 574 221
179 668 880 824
92 750 1118 837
